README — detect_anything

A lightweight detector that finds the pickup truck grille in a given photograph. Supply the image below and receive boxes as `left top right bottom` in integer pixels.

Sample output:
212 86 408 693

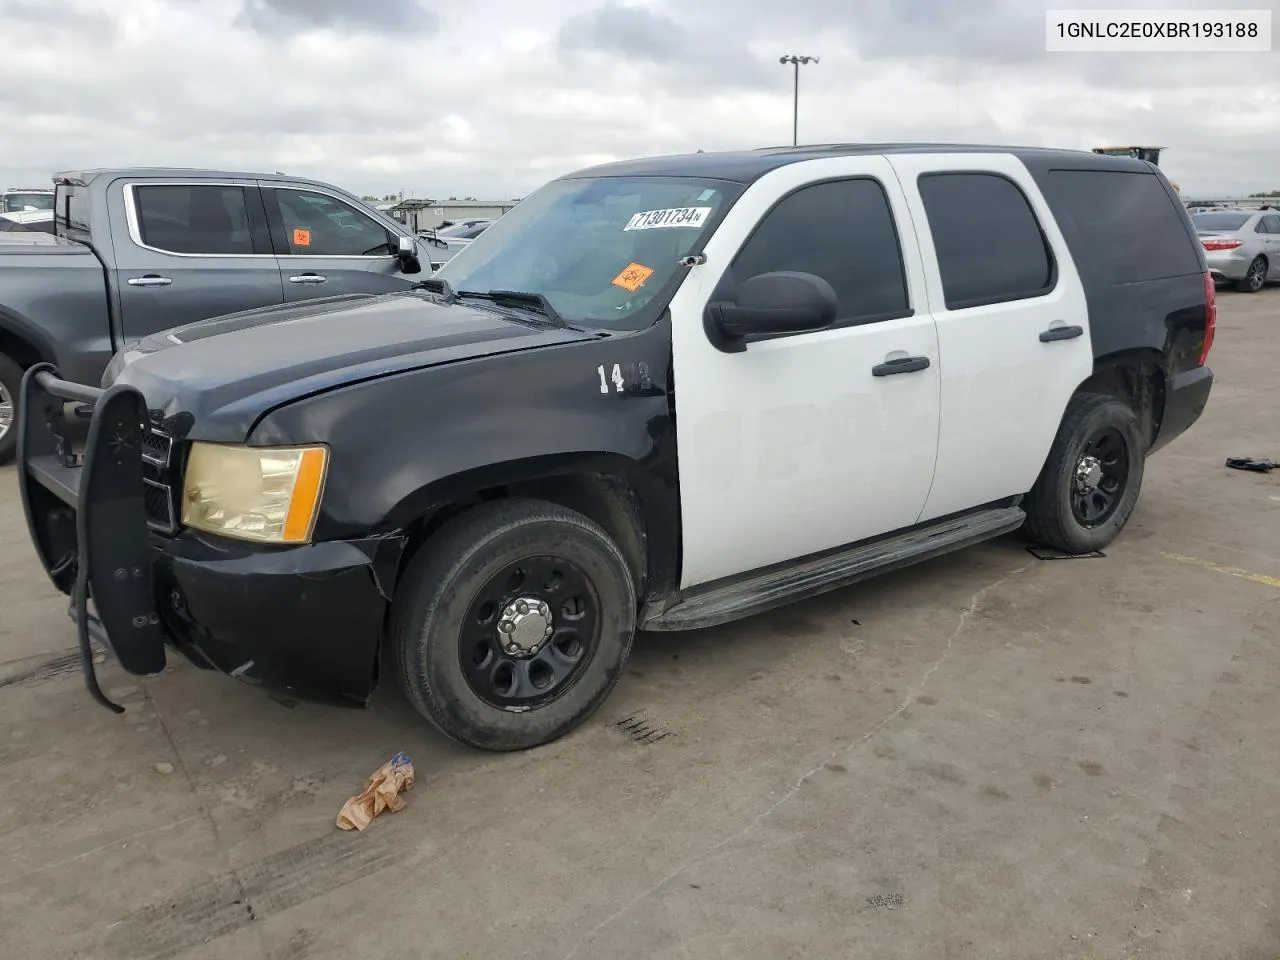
140 428 179 535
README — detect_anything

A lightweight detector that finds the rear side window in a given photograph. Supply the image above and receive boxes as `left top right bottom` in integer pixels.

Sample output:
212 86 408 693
134 185 255 255
1263 215 1280 234
918 172 1055 310
731 177 911 325
1042 170 1203 282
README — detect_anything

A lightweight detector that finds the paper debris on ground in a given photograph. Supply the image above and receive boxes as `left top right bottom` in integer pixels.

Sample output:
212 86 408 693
336 752 415 831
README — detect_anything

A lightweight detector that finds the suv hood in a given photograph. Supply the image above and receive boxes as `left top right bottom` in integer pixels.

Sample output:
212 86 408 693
111 291 599 441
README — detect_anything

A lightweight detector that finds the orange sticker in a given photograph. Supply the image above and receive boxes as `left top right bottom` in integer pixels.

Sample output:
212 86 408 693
612 261 655 293
293 227 311 247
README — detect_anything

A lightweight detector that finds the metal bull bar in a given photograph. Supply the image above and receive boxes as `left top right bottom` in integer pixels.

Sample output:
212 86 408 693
16 363 167 713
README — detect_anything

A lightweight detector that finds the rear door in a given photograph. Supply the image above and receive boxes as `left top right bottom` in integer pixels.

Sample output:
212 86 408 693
112 180 285 341
260 184 419 300
1258 214 1280 277
887 154 1093 522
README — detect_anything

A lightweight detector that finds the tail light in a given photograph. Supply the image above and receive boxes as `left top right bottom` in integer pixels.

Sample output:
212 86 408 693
1202 238 1243 251
1199 271 1216 366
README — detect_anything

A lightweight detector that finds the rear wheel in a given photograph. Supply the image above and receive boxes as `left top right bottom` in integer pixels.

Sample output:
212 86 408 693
1236 255 1267 293
1023 393 1146 554
0 352 22 466
391 499 637 751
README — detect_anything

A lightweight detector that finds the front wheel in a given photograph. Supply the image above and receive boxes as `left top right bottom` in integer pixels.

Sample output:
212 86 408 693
1023 393 1146 554
391 499 637 751
0 352 22 466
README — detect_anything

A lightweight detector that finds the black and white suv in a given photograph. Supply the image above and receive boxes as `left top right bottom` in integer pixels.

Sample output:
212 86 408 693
18 143 1214 752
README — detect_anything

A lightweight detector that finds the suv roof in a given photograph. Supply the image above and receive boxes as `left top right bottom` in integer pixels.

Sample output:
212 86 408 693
562 142 1159 185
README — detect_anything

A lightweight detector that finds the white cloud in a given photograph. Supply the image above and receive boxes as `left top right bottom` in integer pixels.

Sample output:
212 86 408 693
0 0 1277 199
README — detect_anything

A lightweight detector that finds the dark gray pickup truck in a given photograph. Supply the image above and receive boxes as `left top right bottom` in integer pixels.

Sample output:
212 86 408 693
0 168 443 463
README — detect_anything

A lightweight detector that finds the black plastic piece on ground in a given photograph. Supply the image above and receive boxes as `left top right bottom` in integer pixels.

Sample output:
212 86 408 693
1225 456 1277 473
1027 546 1107 560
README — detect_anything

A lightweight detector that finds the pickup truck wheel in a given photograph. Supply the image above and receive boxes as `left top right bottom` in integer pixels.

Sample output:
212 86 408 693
1023 393 1146 554
0 353 22 466
391 498 637 752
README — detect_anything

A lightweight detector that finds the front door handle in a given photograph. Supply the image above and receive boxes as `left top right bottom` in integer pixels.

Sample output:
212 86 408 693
289 273 327 284
1039 324 1084 342
126 275 172 287
872 355 931 377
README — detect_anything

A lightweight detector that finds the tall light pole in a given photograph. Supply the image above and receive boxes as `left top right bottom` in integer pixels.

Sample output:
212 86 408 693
779 54 819 146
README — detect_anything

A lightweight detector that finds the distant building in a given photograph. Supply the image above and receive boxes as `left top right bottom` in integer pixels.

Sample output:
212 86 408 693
389 198 520 233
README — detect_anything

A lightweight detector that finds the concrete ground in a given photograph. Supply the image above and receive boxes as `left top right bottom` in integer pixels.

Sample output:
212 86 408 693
2 292 1278 960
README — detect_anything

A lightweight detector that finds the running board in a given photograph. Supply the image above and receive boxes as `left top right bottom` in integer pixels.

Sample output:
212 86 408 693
640 506 1026 632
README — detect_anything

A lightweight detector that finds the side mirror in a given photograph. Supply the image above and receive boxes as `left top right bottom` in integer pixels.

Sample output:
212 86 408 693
704 271 837 351
395 234 422 275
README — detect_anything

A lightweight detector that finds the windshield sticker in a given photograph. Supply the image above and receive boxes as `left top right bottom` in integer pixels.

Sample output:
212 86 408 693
623 207 711 231
293 227 311 247
612 261 656 293
696 189 716 201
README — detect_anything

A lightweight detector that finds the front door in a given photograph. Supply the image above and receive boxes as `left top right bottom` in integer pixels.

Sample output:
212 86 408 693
670 157 943 590
112 180 285 341
886 154 1094 522
261 186 419 301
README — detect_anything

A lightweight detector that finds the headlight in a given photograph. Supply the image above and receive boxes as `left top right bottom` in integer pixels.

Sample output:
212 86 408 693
181 443 328 544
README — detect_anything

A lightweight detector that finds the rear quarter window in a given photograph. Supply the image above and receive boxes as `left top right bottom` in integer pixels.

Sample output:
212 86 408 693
1039 170 1202 283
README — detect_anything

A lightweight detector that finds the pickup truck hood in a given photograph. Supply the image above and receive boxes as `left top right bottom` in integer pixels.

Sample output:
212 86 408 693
111 291 599 442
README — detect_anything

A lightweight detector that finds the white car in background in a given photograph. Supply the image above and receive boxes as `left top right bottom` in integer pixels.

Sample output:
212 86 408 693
418 218 495 268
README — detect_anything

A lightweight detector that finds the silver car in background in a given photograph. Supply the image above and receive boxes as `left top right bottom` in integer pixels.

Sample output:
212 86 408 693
1193 209 1280 293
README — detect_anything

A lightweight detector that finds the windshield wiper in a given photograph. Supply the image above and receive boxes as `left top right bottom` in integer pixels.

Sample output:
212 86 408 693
413 276 455 300
454 289 569 328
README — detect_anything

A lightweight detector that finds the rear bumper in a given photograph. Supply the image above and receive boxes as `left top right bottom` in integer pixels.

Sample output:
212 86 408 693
1151 365 1213 454
1204 249 1253 280
16 364 403 713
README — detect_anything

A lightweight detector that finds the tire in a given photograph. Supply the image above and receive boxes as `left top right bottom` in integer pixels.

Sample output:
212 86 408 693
0 352 22 467
390 498 637 751
1023 393 1146 555
1236 255 1267 293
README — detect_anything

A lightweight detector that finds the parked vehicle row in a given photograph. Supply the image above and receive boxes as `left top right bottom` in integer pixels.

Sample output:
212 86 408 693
1191 209 1280 292
0 168 448 463
16 144 1214 753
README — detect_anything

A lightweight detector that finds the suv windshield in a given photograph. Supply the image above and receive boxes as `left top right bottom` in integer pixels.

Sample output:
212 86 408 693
1192 212 1251 232
432 176 741 330
3 192 55 213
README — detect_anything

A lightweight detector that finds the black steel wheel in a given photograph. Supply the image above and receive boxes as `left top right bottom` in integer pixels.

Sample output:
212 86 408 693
1069 427 1130 527
391 499 637 752
1237 255 1267 293
1024 393 1146 554
459 555 599 711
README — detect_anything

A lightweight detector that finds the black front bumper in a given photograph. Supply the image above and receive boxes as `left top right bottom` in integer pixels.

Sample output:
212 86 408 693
16 365 404 713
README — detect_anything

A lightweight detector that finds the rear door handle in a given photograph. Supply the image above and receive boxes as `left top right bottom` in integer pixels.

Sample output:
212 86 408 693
289 273 327 284
1039 324 1084 342
126 275 172 287
871 355 931 377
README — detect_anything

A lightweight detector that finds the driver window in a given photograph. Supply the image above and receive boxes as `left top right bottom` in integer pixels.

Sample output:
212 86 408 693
272 189 393 257
730 178 911 326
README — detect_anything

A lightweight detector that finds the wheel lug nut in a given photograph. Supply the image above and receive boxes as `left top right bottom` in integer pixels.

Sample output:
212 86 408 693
517 601 529 615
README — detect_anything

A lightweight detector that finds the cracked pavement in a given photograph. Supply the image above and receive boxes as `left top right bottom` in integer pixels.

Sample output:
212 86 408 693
2 292 1279 960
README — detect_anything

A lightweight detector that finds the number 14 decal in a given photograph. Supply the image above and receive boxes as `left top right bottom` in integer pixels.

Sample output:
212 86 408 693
597 363 624 394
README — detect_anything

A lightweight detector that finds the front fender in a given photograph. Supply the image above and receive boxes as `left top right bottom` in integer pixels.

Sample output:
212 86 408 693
249 324 680 577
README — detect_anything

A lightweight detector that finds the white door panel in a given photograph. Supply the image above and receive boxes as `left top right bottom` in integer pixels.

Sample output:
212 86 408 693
671 157 942 590
886 153 1094 521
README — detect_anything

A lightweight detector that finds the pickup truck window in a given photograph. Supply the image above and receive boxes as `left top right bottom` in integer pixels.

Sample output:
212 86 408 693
730 178 911 327
433 175 741 331
270 189 393 257
918 172 1055 310
133 185 255 256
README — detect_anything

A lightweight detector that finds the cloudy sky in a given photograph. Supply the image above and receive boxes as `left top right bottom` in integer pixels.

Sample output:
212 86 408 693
2 0 1277 200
